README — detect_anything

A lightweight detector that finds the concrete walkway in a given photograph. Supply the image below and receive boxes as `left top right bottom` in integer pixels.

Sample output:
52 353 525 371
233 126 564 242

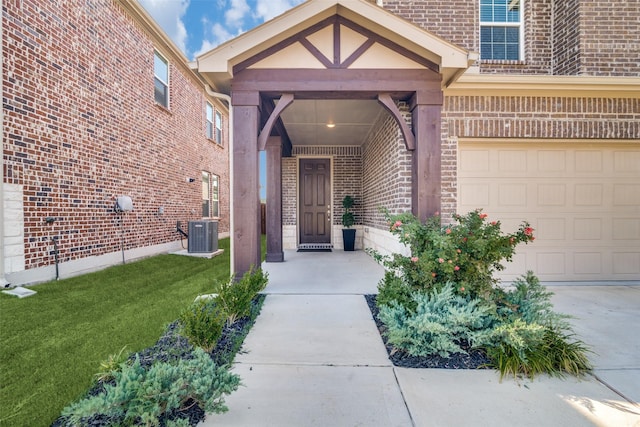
201 250 640 426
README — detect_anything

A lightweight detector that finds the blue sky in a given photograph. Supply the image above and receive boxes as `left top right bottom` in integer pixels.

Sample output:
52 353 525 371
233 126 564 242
139 0 305 60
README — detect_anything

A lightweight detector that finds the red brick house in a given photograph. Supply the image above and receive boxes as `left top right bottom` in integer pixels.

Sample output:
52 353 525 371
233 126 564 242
3 0 639 286
2 0 230 285
193 0 639 282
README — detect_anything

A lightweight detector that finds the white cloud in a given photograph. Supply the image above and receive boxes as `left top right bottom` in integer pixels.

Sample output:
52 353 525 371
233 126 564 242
139 0 190 54
225 0 250 28
194 21 236 57
254 0 304 22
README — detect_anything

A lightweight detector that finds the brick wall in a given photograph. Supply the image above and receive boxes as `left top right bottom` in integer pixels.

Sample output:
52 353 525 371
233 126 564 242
362 106 412 229
383 0 640 76
579 0 640 76
552 0 581 74
3 0 229 277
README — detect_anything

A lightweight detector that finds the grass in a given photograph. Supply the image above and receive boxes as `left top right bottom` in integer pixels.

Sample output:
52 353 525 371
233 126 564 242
0 237 264 427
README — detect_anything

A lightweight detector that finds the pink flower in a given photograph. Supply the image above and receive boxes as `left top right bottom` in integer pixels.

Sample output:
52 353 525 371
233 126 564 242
490 221 497 225
445 228 451 234
432 272 437 278
438 258 444 263
454 266 460 271
394 220 403 227
460 287 465 292
456 249 462 254
479 213 488 219
524 227 534 236
411 257 419 263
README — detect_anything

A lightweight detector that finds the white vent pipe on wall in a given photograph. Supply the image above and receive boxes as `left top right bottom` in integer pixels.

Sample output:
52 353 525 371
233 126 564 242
205 85 234 277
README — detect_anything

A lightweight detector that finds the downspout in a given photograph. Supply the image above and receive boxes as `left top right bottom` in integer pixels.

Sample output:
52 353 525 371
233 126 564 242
204 85 234 277
1 14 9 288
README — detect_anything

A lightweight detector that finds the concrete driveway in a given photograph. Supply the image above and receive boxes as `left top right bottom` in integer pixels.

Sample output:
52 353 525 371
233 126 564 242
202 250 640 426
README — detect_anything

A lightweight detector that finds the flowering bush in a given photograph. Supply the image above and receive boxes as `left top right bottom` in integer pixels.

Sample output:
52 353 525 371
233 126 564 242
369 209 535 300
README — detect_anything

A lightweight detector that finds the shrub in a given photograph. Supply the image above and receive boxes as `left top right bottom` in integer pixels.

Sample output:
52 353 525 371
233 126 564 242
495 271 570 327
376 271 416 313
214 267 268 324
60 348 240 426
378 283 498 358
486 320 592 380
179 298 227 352
369 209 535 300
94 345 130 383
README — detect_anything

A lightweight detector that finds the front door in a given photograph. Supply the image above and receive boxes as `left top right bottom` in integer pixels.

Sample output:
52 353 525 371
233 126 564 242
299 158 331 245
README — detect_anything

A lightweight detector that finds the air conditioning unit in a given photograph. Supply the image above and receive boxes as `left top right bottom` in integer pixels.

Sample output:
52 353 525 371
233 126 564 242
188 221 218 253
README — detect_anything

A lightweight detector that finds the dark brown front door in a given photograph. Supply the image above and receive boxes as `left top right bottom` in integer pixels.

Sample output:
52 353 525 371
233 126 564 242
299 158 331 244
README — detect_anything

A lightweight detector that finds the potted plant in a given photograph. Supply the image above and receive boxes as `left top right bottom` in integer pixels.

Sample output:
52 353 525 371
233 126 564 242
341 195 356 251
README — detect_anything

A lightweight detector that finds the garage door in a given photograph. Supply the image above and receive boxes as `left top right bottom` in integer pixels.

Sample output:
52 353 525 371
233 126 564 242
458 142 640 281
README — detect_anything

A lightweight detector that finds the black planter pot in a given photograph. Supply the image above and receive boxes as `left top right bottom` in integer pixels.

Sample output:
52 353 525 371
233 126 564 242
342 228 356 251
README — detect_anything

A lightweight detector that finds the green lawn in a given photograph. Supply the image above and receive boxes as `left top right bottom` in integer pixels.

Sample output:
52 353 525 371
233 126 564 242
0 237 261 426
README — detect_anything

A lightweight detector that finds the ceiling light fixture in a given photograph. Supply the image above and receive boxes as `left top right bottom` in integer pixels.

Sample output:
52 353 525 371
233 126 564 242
326 122 336 128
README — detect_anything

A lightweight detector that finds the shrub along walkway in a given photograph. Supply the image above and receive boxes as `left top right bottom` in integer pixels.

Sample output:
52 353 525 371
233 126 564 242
202 250 640 426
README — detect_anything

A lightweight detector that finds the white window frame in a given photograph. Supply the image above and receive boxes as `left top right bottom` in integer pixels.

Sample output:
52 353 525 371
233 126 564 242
211 174 219 218
215 111 222 145
154 51 169 107
479 0 524 61
206 102 214 140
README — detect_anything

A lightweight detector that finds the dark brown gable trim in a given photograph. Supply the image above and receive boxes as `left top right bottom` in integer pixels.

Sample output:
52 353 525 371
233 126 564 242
233 68 441 100
233 15 439 74
334 16 439 73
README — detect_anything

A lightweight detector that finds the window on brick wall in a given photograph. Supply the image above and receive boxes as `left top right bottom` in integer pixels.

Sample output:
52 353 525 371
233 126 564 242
202 172 220 218
206 102 214 139
154 51 169 107
212 174 219 217
202 171 211 217
215 111 222 145
480 0 522 61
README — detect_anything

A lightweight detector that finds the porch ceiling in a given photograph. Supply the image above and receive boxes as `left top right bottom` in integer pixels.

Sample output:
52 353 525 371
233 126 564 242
279 99 383 146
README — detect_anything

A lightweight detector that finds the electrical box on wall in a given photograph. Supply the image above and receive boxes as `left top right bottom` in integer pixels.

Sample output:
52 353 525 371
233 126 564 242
115 196 134 212
188 221 218 253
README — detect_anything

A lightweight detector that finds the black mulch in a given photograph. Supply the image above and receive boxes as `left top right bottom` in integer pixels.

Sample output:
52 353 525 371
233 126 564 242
52 295 265 427
364 294 492 370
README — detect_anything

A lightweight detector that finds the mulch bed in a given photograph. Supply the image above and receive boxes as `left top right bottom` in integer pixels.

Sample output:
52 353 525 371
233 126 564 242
52 295 265 427
365 294 491 370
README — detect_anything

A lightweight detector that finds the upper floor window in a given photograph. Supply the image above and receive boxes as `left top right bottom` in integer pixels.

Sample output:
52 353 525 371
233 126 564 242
154 51 169 107
215 111 222 145
206 102 214 139
480 0 522 61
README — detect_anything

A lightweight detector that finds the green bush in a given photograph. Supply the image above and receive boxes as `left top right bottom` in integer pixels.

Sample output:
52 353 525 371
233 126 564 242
486 320 592 380
496 271 569 327
215 267 268 324
179 298 226 352
376 271 416 313
369 209 535 300
378 283 497 358
61 348 240 426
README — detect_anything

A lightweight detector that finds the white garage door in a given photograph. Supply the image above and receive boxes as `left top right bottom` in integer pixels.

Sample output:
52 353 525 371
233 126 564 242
458 142 640 282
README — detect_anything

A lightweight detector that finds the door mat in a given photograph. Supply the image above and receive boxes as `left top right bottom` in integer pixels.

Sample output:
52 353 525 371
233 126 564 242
297 248 332 252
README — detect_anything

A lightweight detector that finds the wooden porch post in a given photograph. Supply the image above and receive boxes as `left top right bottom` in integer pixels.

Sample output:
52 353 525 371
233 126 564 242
265 136 284 262
410 90 443 223
232 91 261 277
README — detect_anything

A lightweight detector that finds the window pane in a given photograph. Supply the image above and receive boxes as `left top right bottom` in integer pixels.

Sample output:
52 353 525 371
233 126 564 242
493 44 506 60
206 122 213 139
492 26 506 43
154 53 168 82
215 112 222 144
212 175 219 217
202 200 210 218
506 44 520 60
202 172 209 200
206 103 213 121
154 78 167 106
